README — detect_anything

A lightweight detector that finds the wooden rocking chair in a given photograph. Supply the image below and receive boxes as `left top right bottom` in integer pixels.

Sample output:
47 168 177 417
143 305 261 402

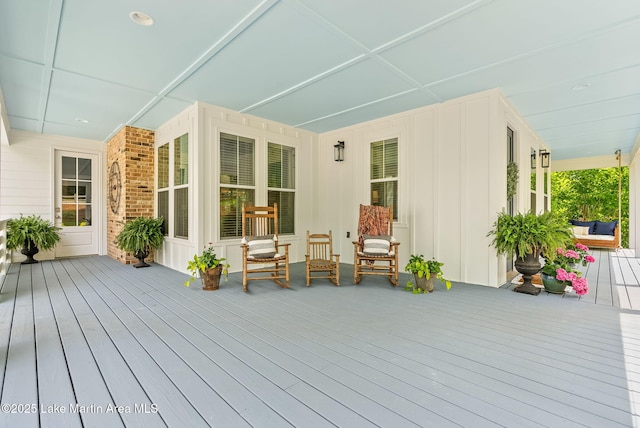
240 203 290 292
352 205 399 286
305 230 340 286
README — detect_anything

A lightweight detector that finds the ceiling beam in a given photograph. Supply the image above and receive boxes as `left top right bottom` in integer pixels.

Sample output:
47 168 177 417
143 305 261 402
36 0 64 133
119 0 281 141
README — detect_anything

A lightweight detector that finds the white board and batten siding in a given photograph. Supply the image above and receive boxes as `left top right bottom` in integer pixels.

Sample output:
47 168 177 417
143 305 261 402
154 102 317 274
0 130 106 261
317 89 546 287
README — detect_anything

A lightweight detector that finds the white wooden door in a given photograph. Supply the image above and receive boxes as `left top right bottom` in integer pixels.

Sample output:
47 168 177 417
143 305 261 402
55 151 100 257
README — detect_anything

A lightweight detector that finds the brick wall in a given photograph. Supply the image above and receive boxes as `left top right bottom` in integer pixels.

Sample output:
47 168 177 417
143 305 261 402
107 126 155 264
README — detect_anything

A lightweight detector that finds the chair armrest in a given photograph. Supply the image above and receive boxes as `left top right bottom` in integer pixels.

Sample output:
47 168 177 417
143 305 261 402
276 242 291 255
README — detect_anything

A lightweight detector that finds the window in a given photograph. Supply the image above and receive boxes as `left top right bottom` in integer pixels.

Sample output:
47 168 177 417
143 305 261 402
220 132 255 238
267 142 295 234
156 134 189 239
174 134 189 239
157 143 169 236
61 156 93 226
370 138 398 220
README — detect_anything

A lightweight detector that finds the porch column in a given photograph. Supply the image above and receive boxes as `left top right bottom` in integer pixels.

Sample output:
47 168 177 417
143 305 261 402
630 156 640 256
106 126 155 264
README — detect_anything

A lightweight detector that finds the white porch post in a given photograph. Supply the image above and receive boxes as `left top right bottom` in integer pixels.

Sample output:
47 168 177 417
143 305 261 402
630 158 639 256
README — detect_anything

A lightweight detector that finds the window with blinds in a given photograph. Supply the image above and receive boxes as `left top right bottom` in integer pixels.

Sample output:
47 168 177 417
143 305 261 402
174 134 189 239
157 143 169 235
268 142 295 234
156 134 189 239
370 138 398 220
220 132 256 239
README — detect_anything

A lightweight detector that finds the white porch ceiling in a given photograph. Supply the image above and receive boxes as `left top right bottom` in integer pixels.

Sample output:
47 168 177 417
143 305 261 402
0 0 639 160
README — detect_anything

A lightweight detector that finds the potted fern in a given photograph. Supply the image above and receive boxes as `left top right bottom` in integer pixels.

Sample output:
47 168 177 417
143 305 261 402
6 214 61 264
115 217 164 268
185 244 230 290
487 211 573 295
404 254 452 293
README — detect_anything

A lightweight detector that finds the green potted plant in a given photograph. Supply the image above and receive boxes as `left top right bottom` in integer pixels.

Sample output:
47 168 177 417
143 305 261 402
6 214 61 264
404 254 452 293
185 244 230 290
487 211 573 295
115 217 164 268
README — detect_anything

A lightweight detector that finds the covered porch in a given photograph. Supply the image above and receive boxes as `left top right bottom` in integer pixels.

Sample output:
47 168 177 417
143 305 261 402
1 251 639 427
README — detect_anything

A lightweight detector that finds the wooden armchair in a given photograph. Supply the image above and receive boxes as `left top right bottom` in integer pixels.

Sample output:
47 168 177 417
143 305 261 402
352 205 399 286
240 203 290 292
305 230 340 286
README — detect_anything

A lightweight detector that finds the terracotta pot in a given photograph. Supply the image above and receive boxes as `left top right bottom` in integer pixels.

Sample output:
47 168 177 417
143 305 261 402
200 266 223 291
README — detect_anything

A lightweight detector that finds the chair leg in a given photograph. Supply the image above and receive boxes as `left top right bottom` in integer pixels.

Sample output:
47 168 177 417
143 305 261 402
353 247 361 284
242 253 248 292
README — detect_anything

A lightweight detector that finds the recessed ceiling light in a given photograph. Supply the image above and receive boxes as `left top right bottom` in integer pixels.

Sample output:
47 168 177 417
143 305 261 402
129 11 154 26
571 83 591 91
74 118 89 124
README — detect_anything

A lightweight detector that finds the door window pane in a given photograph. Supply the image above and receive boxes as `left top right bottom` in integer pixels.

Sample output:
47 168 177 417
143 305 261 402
78 181 92 203
62 204 76 226
78 158 91 180
62 156 76 179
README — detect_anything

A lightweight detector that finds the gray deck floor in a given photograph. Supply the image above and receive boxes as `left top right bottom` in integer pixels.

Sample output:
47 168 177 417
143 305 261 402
502 248 640 311
1 255 640 427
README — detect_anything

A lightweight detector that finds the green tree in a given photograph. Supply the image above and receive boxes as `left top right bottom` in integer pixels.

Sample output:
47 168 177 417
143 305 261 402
551 167 628 247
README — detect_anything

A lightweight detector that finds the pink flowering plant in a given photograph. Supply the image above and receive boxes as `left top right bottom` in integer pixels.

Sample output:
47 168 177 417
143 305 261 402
541 243 595 296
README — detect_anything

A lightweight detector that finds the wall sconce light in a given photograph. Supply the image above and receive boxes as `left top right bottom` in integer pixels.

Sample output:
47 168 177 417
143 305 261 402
334 141 345 162
530 150 536 169
539 149 550 168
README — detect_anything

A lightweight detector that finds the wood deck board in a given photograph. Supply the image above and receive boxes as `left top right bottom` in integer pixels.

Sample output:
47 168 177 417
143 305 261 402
255 284 628 427
2 255 640 427
0 264 39 427
58 259 232 428
75 256 305 428
45 260 164 428
84 256 412 428
240 290 554 427
32 262 83 428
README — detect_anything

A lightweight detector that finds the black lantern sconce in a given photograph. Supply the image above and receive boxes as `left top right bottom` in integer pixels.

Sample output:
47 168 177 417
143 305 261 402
334 141 345 162
530 150 536 169
539 149 550 168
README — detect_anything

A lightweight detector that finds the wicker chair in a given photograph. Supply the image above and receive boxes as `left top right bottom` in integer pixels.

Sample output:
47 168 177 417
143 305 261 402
352 205 399 286
305 230 340 286
240 203 290 292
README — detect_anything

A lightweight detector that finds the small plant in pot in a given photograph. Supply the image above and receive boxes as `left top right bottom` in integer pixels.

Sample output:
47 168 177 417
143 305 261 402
185 244 230 290
6 214 61 264
404 254 452 294
115 217 164 268
487 211 573 295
